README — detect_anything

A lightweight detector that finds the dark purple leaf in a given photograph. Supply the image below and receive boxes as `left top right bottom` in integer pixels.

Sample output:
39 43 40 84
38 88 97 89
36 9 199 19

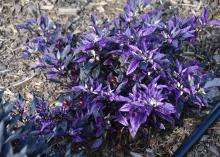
143 0 152 8
91 137 103 149
208 20 220 27
61 44 71 60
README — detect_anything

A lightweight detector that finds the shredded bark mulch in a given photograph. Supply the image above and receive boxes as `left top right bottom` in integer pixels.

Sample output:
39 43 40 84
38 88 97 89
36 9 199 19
1 0 220 156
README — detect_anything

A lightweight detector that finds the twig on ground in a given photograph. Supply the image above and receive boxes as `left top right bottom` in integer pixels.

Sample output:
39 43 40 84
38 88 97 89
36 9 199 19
55 89 72 94
9 73 37 88
40 5 54 11
4 88 14 96
57 8 79 15
176 3 204 8
0 69 12 74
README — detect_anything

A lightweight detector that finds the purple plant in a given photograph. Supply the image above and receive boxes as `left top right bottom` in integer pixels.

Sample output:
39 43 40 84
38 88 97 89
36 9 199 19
112 77 176 137
17 0 220 149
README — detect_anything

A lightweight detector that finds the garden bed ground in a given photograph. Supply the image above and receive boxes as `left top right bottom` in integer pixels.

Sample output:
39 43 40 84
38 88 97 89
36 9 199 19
1 0 220 156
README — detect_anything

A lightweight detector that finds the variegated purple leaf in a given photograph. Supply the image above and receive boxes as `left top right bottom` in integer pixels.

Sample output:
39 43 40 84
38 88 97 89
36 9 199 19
129 112 148 137
127 59 140 75
72 85 86 92
117 114 129 126
120 103 132 112
141 26 157 36
201 8 208 23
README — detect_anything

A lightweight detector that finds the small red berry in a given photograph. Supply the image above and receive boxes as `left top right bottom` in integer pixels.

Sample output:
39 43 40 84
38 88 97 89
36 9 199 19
63 100 69 108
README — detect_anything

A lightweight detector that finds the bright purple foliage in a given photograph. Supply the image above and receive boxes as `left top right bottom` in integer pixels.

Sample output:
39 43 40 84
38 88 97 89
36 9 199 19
17 0 220 146
113 77 176 137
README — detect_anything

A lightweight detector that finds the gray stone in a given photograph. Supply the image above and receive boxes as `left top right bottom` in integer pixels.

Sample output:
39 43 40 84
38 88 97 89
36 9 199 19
213 55 220 64
209 145 220 156
205 78 220 88
130 152 143 157
206 87 220 102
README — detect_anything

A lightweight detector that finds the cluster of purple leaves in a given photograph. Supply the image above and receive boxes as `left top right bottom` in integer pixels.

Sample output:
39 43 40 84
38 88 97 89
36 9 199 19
18 0 220 145
27 94 109 148
0 90 49 157
0 90 84 157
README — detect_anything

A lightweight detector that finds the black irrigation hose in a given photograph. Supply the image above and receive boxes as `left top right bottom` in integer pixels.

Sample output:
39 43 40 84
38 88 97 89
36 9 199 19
174 102 220 157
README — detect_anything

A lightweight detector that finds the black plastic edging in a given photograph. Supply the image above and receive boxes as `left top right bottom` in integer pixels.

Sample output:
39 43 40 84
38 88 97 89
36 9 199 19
173 102 220 157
